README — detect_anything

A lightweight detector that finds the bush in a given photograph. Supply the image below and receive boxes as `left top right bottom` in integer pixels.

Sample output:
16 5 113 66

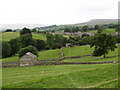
18 45 38 58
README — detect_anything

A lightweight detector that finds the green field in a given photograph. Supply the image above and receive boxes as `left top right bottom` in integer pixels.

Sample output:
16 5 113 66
32 33 46 40
0 32 19 41
90 28 116 33
62 45 93 57
2 63 118 88
0 32 46 41
0 56 19 63
1 45 118 62
38 49 61 60
62 47 118 62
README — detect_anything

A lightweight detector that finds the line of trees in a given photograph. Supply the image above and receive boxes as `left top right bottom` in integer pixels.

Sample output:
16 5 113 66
64 23 119 33
2 26 119 58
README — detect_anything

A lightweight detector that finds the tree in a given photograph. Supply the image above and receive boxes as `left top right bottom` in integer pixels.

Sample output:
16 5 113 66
2 41 12 58
82 25 89 32
18 45 38 58
36 39 45 51
5 29 12 32
32 28 37 32
94 25 99 30
82 34 89 38
20 34 37 48
46 33 67 49
9 38 22 55
20 27 31 35
90 34 117 58
64 28 70 32
97 26 104 33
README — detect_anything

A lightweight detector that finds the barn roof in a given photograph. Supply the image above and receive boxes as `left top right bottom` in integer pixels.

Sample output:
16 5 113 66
20 52 37 60
26 52 37 57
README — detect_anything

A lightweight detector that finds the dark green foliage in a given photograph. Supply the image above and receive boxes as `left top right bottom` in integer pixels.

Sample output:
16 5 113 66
94 25 99 30
9 38 22 55
5 29 12 32
82 34 89 38
97 26 104 33
109 23 118 28
32 28 37 32
64 27 79 33
64 28 70 32
114 35 120 43
20 34 37 48
18 45 38 58
2 41 12 58
20 28 31 35
68 36 90 46
82 25 89 32
90 34 117 58
36 39 45 51
46 33 67 49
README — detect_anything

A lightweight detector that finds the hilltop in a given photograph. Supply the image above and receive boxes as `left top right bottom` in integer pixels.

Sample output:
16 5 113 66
74 19 118 26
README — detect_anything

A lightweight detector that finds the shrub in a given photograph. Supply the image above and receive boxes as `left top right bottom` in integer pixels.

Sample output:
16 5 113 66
18 45 38 58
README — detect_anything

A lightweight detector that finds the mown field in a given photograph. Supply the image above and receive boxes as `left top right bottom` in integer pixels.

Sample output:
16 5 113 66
2 63 118 88
90 28 116 33
0 32 46 41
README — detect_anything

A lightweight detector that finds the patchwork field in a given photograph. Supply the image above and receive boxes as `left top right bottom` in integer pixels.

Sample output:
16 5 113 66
1 32 119 88
2 63 118 88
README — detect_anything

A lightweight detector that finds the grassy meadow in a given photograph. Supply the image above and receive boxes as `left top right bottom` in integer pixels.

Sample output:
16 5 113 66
0 32 19 41
62 45 93 57
1 45 118 62
38 49 61 60
90 28 116 33
2 63 118 88
0 32 46 41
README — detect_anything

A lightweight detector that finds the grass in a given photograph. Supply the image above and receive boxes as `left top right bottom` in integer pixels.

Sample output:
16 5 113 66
62 45 93 57
32 33 46 40
2 63 118 88
62 47 118 62
38 49 61 60
0 32 46 41
61 56 118 62
0 32 19 41
90 28 116 33
0 56 19 63
102 28 116 33
2 45 118 62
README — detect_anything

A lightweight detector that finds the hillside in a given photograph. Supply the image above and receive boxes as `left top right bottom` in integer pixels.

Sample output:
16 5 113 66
34 19 117 32
74 19 118 26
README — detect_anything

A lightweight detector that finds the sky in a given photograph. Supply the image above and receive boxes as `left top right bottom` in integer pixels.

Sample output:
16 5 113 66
0 0 119 26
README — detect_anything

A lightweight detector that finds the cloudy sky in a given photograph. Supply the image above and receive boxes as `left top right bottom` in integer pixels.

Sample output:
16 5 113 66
0 0 119 26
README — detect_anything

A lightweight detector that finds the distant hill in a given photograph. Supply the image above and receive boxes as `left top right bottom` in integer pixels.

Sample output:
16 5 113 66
74 19 118 26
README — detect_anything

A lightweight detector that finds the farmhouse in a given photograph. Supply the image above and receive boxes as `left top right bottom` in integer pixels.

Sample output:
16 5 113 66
19 52 37 66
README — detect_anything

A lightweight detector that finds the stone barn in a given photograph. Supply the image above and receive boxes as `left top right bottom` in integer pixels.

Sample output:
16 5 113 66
19 52 37 66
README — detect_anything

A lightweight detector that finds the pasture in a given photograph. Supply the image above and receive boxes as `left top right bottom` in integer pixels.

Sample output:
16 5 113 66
90 28 116 33
38 49 61 60
2 63 118 88
0 32 46 41
1 45 118 62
